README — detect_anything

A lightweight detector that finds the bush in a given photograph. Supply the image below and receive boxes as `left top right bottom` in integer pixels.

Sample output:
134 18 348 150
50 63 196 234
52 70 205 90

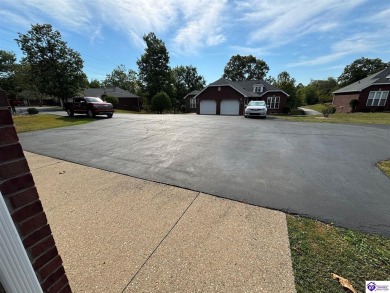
151 92 171 114
283 106 291 114
181 105 187 113
349 99 359 112
27 108 39 115
321 105 334 117
290 108 305 115
102 95 119 108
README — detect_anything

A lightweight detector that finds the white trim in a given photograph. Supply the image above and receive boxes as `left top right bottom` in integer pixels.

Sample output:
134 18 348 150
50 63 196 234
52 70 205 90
0 192 43 293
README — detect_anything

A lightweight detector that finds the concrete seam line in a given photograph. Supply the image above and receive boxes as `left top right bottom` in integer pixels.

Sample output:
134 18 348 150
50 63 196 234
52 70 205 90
120 192 201 293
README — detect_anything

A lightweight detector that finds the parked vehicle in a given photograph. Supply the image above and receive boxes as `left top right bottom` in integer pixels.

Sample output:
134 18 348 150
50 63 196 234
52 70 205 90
244 100 267 118
64 97 114 118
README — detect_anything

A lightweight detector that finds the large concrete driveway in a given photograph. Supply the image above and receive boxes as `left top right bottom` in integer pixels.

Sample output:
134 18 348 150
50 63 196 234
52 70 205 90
19 114 390 236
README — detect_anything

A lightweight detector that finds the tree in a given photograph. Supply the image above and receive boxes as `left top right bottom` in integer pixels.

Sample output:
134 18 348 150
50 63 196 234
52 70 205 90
103 64 138 93
0 50 16 79
302 85 320 105
16 24 87 101
137 33 172 102
88 79 102 88
222 54 269 81
172 65 206 111
308 77 338 103
338 57 389 86
151 91 171 114
275 71 300 108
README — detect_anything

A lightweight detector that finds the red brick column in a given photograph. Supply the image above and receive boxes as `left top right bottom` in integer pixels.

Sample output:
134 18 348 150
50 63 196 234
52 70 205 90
0 88 71 292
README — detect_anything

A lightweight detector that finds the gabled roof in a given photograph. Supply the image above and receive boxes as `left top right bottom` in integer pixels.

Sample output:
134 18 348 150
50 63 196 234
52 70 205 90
183 90 201 100
84 87 139 98
333 67 390 94
196 78 289 98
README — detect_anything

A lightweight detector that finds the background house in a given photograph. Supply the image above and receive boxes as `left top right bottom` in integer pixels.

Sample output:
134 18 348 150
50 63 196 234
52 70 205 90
84 87 141 111
183 90 200 113
333 67 390 113
195 78 289 115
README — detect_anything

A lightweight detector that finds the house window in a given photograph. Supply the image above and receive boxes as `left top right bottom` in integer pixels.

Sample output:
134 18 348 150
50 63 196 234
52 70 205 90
253 84 264 93
190 98 196 108
366 91 389 106
267 96 280 109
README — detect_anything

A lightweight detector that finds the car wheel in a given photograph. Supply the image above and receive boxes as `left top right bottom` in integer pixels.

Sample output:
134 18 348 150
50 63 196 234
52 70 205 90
107 113 113 118
67 109 74 117
87 110 94 118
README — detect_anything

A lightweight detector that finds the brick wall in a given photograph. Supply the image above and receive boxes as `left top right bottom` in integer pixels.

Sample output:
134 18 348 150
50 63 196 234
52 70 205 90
332 93 360 113
0 88 71 292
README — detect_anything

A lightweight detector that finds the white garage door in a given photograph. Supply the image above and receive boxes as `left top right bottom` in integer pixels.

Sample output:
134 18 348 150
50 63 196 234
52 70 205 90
220 99 240 115
200 100 217 115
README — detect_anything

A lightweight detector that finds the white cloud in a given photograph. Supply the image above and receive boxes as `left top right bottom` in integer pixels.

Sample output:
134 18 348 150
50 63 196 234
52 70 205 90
172 0 228 54
235 0 367 47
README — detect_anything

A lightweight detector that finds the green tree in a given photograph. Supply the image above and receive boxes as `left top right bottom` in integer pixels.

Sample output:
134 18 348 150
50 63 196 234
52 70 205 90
275 71 300 108
0 50 16 79
338 57 389 86
309 77 338 103
103 64 138 93
137 33 172 102
223 54 269 81
16 24 87 101
151 91 171 114
302 85 320 105
88 79 102 88
172 65 206 111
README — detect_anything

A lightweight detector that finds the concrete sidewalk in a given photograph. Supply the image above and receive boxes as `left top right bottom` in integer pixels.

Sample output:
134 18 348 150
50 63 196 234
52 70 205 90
26 152 296 292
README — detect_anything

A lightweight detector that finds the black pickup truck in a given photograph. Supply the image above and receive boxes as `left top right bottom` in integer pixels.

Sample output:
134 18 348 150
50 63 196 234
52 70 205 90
64 97 114 118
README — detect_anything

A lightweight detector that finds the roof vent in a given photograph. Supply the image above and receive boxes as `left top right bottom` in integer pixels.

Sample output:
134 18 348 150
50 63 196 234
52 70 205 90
386 74 390 80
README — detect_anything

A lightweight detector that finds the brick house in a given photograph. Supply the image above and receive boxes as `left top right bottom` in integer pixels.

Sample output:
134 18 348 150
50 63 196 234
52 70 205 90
84 87 141 111
0 88 71 292
183 90 200 113
195 78 289 115
332 67 390 113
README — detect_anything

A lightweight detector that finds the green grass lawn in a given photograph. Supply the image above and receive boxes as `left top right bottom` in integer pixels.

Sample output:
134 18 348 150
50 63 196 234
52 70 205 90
378 160 390 177
274 112 390 124
13 114 93 133
287 216 390 293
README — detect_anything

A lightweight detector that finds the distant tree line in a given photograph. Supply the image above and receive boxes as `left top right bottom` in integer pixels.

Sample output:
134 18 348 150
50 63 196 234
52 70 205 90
1 23 389 113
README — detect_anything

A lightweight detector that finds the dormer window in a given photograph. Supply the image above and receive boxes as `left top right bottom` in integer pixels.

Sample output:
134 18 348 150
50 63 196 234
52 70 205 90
253 84 264 93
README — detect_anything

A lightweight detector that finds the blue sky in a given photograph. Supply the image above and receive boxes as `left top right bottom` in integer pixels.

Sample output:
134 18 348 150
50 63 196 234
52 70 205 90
1 0 389 85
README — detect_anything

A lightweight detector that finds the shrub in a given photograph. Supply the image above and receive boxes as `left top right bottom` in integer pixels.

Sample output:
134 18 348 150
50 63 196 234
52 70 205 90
102 95 119 108
349 99 359 113
151 92 171 114
27 108 39 115
321 105 334 117
290 108 305 115
283 106 291 114
181 105 187 113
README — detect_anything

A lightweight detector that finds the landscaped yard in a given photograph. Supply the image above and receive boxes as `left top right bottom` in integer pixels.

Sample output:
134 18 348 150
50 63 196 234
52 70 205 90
13 114 92 133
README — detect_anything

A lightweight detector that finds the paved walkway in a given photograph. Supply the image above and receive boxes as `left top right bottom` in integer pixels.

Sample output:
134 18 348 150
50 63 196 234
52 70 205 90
298 107 321 115
26 152 296 292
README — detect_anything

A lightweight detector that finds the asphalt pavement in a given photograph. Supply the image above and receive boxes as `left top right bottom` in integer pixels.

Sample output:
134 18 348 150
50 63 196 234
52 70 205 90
18 113 390 236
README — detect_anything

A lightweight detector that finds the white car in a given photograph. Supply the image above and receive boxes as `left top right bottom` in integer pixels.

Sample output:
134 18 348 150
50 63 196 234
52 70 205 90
244 100 267 118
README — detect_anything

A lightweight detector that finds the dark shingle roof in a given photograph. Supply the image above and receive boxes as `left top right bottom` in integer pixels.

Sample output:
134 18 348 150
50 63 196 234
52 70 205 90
84 87 139 98
333 67 390 94
206 78 288 97
183 90 201 99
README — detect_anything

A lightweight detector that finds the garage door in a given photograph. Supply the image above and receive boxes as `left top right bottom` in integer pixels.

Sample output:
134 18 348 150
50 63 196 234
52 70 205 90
220 99 240 115
200 100 217 115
